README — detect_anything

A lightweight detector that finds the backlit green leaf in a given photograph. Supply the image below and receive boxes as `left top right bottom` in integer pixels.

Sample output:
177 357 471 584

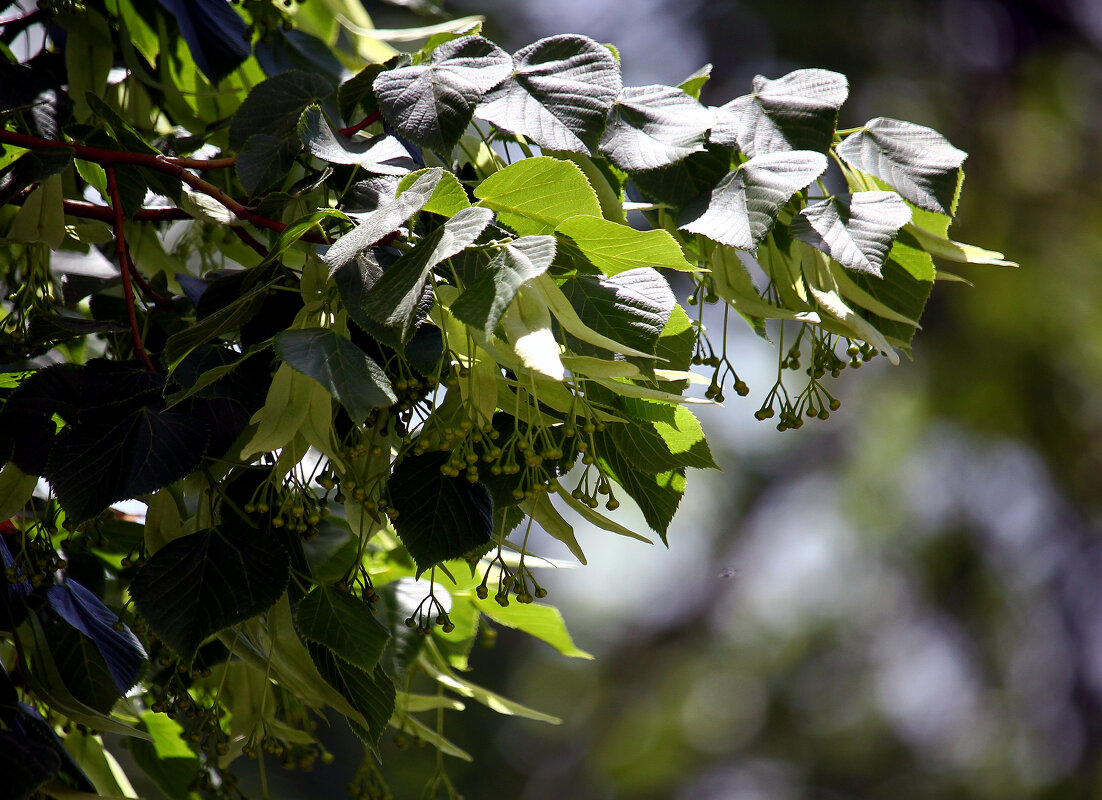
474 156 602 235
554 215 694 276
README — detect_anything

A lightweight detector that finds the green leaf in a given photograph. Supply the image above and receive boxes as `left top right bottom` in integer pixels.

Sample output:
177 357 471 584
129 713 199 800
45 625 120 715
229 70 334 151
396 168 471 217
451 235 557 335
360 205 494 342
374 35 511 152
338 63 384 122
474 156 603 235
129 524 290 659
0 147 73 205
325 168 444 271
0 461 37 520
473 596 592 659
845 231 936 347
792 191 912 276
235 132 302 196
295 586 391 673
560 268 675 357
10 174 66 248
298 106 415 174
904 223 1017 267
553 485 653 544
309 644 395 750
44 401 210 524
712 68 848 156
58 10 113 123
554 215 694 276
501 286 566 381
523 493 585 565
678 64 712 98
681 150 827 250
837 118 967 215
599 84 714 171
475 34 622 154
274 328 396 423
615 397 717 471
388 453 494 574
420 642 561 722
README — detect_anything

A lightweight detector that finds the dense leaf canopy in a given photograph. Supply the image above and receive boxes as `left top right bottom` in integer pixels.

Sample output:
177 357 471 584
0 1 1012 798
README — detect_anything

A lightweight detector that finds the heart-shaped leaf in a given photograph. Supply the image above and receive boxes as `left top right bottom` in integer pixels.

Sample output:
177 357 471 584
681 150 827 250
554 215 695 276
473 156 602 235
599 84 714 171
451 235 557 335
129 523 290 659
475 34 621 154
295 585 390 673
837 117 967 215
374 35 511 152
711 68 847 157
561 268 676 357
388 452 494 574
792 191 912 276
274 328 397 423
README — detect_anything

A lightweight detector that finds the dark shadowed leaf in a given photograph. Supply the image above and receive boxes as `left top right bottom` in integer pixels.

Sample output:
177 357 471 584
0 148 73 206
792 191 912 276
360 205 493 342
236 132 303 196
275 328 396 422
129 524 290 659
681 150 827 250
229 71 334 150
295 585 390 672
388 452 493 574
711 68 847 157
628 143 732 211
451 235 557 335
0 729 60 800
309 643 395 751
44 624 120 714
374 35 511 152
837 117 967 215
475 34 622 154
44 402 210 523
561 268 675 356
298 106 416 174
157 0 250 83
600 84 714 171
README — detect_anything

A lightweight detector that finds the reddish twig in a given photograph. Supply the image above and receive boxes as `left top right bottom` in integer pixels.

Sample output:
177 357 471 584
0 130 327 243
339 111 383 137
163 155 236 171
59 199 191 223
123 242 175 310
105 164 157 372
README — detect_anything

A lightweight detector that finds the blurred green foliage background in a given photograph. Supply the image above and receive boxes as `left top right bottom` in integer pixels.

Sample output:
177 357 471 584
281 0 1102 797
